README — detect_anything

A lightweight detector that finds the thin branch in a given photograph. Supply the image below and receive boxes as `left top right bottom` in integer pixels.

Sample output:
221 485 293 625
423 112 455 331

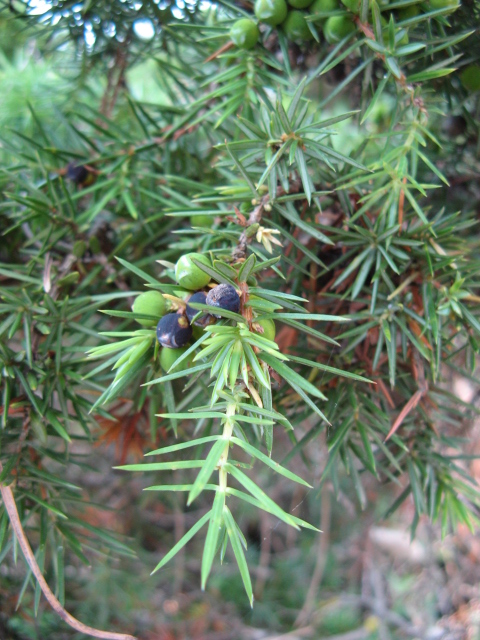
232 199 266 262
204 40 235 62
254 509 273 600
294 488 331 627
0 462 137 640
232 179 302 261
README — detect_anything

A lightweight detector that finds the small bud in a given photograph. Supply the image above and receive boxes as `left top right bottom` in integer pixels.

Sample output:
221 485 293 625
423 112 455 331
73 240 87 258
245 223 260 238
27 372 38 391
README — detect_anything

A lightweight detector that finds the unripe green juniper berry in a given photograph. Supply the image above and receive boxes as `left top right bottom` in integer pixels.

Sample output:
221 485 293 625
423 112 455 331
460 65 480 92
132 291 167 327
397 5 420 19
253 317 276 342
255 0 288 26
429 0 460 11
160 346 192 372
310 0 339 24
288 0 314 9
190 214 212 228
157 313 192 348
192 324 206 340
175 253 211 290
323 14 356 43
230 18 260 49
340 0 360 12
282 10 313 42
206 284 241 317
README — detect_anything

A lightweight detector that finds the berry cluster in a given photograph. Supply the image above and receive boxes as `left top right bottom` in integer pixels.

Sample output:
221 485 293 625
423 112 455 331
229 0 460 49
131 253 276 374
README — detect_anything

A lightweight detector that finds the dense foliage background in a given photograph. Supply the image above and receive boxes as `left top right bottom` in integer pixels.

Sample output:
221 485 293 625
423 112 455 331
1 0 480 637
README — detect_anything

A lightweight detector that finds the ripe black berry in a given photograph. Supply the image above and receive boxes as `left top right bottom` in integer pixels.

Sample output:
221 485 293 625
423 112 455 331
186 291 214 327
66 163 89 184
442 115 467 138
205 284 241 317
156 313 192 348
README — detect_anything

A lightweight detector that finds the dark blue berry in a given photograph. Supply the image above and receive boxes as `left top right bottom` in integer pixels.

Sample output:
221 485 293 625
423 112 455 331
156 313 192 348
186 291 214 327
66 163 89 184
205 284 240 317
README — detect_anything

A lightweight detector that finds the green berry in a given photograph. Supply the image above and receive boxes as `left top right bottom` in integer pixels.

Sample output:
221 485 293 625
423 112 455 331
175 253 211 290
190 214 213 228
192 324 207 341
310 0 339 24
340 0 390 11
340 0 360 12
460 65 480 92
159 346 192 373
132 291 167 327
282 10 313 42
255 0 288 25
253 317 276 342
429 0 460 11
397 5 420 19
230 19 260 50
288 0 314 9
323 15 356 43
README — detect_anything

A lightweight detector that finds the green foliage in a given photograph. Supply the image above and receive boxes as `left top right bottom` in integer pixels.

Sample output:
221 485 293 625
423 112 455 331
1 0 480 631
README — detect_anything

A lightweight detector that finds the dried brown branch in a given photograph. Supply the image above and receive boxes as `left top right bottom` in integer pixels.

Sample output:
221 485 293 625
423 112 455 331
204 40 235 62
385 349 428 442
0 461 137 640
398 176 407 230
100 39 130 119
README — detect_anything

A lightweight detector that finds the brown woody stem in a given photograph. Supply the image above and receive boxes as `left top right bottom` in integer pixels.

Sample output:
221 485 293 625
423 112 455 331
0 462 137 640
